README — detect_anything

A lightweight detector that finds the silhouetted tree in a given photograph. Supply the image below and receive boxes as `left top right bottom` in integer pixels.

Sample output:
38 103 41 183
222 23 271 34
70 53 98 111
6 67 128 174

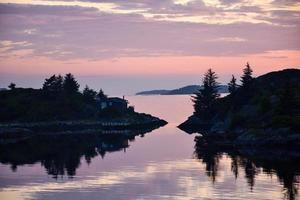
228 75 238 94
97 89 107 100
63 73 80 94
42 74 63 94
8 82 16 90
241 62 253 87
192 68 219 117
83 85 97 103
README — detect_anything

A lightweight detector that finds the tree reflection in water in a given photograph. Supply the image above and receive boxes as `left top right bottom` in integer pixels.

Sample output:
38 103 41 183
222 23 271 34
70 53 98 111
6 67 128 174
0 130 149 179
194 135 300 200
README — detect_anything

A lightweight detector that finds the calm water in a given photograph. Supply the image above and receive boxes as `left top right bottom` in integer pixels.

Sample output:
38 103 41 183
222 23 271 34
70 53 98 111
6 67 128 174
0 95 299 200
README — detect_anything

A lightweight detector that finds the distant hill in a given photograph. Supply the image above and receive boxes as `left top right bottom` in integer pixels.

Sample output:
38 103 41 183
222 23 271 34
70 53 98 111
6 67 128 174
136 89 170 95
136 85 228 95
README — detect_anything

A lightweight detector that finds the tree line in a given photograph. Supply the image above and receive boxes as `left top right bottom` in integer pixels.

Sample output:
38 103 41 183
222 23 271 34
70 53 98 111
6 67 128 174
8 73 107 103
42 73 107 102
1 73 110 121
193 62 253 117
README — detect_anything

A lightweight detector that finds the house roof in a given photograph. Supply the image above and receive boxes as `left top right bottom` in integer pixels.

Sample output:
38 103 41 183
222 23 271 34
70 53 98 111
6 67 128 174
108 97 128 104
96 96 128 104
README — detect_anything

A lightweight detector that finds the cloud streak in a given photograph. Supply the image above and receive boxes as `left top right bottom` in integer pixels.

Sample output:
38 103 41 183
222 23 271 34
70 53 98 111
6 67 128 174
0 0 299 61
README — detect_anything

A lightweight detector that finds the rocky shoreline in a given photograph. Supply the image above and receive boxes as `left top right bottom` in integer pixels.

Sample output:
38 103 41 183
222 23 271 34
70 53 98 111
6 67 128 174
179 115 300 147
0 115 167 144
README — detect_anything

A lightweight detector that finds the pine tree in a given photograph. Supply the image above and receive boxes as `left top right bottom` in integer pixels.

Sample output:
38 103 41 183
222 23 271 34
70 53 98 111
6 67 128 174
241 62 253 87
54 75 63 92
42 75 63 94
8 82 16 90
63 73 80 94
97 89 107 100
192 68 219 117
83 85 97 103
228 75 237 94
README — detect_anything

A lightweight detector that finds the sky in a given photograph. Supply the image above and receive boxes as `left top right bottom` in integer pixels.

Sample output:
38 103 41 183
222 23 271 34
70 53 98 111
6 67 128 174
0 0 300 95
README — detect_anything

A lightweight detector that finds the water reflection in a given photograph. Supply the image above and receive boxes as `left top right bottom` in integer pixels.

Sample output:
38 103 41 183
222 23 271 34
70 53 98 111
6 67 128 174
194 135 300 200
1 95 300 200
0 128 159 179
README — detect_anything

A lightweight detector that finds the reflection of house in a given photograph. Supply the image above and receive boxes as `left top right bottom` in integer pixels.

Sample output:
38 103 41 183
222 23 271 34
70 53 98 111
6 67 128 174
97 96 128 112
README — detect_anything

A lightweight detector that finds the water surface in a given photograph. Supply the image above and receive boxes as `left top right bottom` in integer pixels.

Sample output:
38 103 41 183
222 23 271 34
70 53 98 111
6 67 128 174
0 95 299 200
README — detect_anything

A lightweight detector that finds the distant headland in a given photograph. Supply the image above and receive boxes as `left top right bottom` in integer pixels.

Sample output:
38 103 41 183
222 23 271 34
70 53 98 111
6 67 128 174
136 85 228 95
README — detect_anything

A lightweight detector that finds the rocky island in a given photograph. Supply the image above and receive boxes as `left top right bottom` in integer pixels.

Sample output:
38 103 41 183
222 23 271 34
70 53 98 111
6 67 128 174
0 73 167 143
179 66 300 147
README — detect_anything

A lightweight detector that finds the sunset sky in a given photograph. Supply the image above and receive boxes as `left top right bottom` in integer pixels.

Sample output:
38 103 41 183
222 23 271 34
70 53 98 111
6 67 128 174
0 0 300 94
